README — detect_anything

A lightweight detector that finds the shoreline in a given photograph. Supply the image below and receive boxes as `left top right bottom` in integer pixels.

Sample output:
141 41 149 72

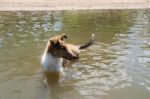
0 1 150 11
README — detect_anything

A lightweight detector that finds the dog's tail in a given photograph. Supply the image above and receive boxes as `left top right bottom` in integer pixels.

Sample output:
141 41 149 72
79 34 95 50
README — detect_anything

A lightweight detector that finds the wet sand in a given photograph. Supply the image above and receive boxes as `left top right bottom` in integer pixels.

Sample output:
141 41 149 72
0 0 150 10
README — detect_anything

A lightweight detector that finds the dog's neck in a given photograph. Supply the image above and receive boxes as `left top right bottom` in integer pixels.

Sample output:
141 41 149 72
41 51 63 73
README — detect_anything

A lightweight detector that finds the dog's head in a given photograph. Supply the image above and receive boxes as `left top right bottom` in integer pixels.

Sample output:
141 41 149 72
47 34 79 60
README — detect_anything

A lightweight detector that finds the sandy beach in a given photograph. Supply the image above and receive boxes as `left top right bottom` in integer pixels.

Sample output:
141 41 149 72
0 0 150 11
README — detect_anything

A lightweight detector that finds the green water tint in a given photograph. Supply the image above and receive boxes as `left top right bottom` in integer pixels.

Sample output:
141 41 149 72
0 10 150 99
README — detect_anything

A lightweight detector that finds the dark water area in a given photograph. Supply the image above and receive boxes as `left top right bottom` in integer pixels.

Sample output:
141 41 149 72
0 9 150 99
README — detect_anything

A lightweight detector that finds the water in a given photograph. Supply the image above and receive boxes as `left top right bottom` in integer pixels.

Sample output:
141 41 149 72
0 10 150 99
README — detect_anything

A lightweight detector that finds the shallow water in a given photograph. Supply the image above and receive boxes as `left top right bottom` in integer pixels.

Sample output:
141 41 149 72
0 10 150 99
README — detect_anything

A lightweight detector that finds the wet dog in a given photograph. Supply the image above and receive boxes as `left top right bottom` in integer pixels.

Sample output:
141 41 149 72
41 34 95 85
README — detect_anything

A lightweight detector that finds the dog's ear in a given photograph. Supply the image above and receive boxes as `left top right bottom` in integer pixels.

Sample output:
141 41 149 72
49 39 62 49
61 34 68 40
49 40 55 48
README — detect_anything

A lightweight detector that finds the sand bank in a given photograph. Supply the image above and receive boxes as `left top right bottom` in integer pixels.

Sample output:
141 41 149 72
0 0 150 11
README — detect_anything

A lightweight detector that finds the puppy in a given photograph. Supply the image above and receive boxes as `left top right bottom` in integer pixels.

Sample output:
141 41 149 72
41 34 95 85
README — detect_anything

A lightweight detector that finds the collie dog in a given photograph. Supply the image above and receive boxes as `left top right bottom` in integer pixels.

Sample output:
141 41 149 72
41 34 95 85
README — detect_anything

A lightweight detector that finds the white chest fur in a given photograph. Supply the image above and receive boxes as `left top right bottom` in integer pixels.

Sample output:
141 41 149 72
41 53 63 72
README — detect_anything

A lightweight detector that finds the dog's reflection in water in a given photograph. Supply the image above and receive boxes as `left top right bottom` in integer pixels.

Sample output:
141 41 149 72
43 71 61 85
43 69 80 99
48 80 77 99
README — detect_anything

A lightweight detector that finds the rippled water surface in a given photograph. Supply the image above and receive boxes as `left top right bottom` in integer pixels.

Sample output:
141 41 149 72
0 10 150 99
